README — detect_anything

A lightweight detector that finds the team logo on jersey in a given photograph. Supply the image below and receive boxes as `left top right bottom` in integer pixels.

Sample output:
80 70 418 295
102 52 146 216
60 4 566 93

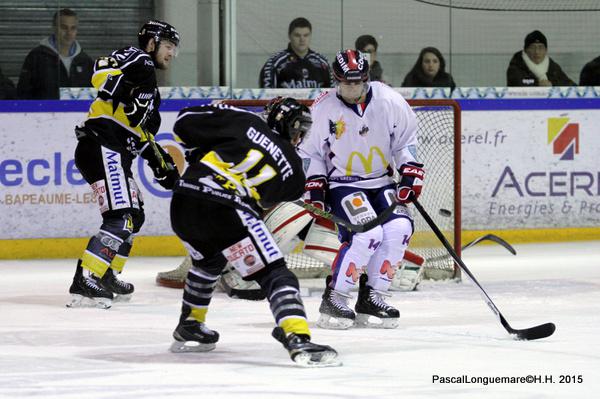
359 125 369 136
548 117 579 160
345 146 388 175
345 262 361 282
329 118 346 139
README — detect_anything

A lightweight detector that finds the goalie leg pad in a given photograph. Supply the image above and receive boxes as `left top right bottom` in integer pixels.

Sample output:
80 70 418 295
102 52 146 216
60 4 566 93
264 202 313 251
302 220 342 266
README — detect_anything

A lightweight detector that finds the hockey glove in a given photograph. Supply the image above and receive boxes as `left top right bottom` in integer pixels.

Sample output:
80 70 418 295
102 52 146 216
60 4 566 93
396 162 424 203
304 176 335 230
124 88 155 129
145 145 180 190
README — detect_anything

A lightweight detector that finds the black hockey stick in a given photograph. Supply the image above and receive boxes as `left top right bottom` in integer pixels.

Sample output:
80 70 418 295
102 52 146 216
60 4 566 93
412 199 555 341
426 234 516 263
141 129 175 172
293 200 399 233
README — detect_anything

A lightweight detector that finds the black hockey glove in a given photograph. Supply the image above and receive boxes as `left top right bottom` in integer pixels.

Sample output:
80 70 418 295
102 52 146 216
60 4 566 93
124 88 156 129
152 150 179 190
396 162 425 203
154 167 180 190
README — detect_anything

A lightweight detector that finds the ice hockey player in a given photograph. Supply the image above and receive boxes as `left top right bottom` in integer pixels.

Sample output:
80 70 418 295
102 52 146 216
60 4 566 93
299 49 424 329
67 20 181 309
168 97 340 367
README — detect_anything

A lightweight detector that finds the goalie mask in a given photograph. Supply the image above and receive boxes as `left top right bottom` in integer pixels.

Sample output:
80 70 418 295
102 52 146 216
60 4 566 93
265 97 312 145
332 49 370 104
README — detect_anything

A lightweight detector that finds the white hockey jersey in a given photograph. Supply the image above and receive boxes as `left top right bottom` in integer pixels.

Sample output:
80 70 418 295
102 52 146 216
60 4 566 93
299 81 418 189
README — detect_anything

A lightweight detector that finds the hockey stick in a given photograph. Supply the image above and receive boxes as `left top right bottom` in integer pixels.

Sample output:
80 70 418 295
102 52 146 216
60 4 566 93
426 234 516 263
292 200 398 233
412 198 556 341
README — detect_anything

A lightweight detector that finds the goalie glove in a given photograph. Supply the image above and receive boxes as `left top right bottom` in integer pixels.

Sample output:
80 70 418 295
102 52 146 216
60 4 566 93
124 88 156 129
396 162 424 203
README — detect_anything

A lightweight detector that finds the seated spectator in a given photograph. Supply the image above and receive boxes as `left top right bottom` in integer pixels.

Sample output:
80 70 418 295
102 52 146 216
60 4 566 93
401 47 456 90
259 17 332 88
17 8 94 99
506 30 575 87
355 34 384 82
579 55 600 86
0 65 16 100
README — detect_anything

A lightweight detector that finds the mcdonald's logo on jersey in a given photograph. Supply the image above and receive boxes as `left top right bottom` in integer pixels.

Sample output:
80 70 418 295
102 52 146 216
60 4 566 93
548 117 579 161
345 146 388 175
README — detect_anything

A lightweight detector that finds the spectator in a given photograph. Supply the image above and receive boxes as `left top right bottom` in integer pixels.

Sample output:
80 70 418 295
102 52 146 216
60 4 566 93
17 8 94 99
506 30 575 87
402 47 456 90
259 17 332 88
0 65 16 100
579 55 600 86
355 34 384 82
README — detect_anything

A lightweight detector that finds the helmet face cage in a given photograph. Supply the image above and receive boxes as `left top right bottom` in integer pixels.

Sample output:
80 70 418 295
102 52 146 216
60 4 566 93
138 20 180 51
265 97 312 144
332 49 369 83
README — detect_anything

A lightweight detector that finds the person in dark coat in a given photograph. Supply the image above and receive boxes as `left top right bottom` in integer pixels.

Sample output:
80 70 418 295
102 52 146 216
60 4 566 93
506 30 575 87
579 56 600 86
17 8 93 99
0 65 16 100
355 34 384 82
401 47 456 90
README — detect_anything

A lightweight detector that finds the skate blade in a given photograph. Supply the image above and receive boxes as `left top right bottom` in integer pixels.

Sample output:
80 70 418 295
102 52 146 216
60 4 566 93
292 351 342 368
316 314 354 330
354 313 399 329
113 294 132 303
66 294 112 309
169 340 216 353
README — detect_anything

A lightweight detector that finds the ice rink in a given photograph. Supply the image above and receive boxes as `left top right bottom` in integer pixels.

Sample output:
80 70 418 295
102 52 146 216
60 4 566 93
1 241 599 398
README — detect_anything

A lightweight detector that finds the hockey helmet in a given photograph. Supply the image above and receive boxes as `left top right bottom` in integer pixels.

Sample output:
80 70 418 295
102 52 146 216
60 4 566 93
265 97 312 144
332 49 369 83
138 20 180 49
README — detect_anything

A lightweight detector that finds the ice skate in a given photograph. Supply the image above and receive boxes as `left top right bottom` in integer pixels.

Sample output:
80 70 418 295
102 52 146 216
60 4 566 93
97 269 134 302
354 274 400 329
156 256 191 289
170 319 220 353
66 263 113 309
272 327 341 368
316 276 356 330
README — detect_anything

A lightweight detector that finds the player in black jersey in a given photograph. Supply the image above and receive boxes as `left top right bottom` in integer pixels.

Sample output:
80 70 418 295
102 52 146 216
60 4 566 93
168 98 340 367
259 17 333 88
67 20 181 309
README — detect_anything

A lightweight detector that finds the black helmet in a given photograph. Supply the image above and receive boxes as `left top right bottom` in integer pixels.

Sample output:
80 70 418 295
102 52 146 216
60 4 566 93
138 20 180 49
265 97 312 143
332 49 369 83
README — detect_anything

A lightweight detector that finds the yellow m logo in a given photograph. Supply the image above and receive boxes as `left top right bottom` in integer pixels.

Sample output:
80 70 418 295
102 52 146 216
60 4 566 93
345 146 388 175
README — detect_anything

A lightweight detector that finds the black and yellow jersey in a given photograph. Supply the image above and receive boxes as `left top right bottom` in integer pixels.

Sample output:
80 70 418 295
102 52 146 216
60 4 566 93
81 46 161 154
173 104 305 215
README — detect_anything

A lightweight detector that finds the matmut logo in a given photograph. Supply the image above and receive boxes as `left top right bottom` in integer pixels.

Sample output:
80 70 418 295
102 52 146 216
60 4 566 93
548 117 579 161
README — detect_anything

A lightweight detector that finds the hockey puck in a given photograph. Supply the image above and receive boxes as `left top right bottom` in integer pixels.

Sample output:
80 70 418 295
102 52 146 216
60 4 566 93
439 209 452 217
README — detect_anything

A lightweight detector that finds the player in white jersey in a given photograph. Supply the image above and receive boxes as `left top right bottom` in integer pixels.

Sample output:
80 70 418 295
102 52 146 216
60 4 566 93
298 49 425 329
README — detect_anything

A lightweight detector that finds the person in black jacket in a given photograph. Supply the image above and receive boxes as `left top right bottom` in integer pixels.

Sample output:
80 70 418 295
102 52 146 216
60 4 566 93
0 65 16 100
579 56 600 86
506 30 575 87
355 34 384 82
259 17 332 88
401 47 456 90
17 8 94 99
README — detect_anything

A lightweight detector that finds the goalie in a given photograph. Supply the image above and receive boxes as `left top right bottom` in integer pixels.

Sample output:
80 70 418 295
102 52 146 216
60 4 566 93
156 201 425 297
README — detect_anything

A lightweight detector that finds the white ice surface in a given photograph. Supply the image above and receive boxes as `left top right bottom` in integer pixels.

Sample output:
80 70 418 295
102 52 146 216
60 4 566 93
1 241 599 399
